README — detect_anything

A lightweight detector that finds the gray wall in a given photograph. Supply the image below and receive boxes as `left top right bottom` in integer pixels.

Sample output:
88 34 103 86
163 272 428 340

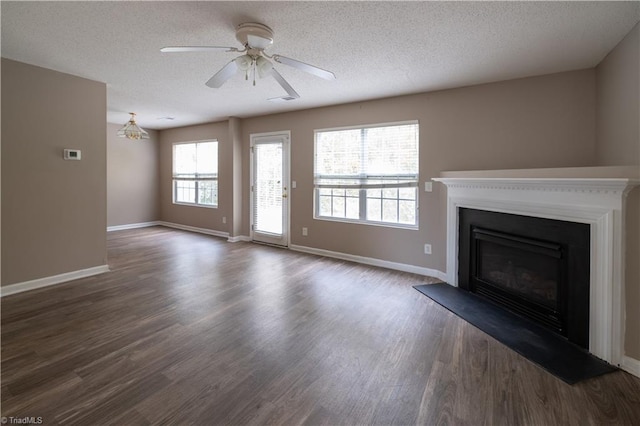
1 59 107 285
107 123 160 227
596 23 639 165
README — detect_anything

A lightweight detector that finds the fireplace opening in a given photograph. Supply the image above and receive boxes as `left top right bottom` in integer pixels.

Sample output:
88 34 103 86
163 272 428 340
472 228 564 333
459 209 590 349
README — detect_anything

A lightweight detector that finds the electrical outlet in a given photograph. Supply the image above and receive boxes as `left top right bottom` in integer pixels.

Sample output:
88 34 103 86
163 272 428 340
222 217 227 224
424 181 433 192
302 227 308 236
424 244 432 254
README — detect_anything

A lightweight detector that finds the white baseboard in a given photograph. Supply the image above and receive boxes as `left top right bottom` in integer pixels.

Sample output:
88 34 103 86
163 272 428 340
1 265 110 297
621 355 640 378
107 221 160 232
289 244 447 280
109 220 236 241
158 221 229 239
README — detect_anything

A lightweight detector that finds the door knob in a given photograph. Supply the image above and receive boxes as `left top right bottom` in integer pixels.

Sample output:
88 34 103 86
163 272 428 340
282 193 288 198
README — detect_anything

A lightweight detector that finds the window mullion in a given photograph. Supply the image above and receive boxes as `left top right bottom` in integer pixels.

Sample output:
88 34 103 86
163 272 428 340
343 191 347 217
360 127 367 221
331 188 334 217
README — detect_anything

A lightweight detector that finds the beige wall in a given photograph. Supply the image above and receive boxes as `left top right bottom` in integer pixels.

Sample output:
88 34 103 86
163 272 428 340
1 59 107 285
595 22 640 360
625 189 640 358
596 23 639 165
240 69 596 270
159 122 230 231
107 123 159 227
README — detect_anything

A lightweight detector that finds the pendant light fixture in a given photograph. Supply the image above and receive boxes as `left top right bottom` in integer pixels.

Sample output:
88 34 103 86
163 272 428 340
117 112 149 140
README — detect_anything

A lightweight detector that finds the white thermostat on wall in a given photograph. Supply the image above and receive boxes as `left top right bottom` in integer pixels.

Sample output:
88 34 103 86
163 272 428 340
63 149 81 160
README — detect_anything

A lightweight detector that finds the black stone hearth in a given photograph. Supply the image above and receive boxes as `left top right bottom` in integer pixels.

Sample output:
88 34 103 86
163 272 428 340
413 283 616 384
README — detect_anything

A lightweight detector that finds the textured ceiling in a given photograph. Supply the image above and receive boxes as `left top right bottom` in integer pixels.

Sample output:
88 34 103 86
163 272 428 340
2 1 638 130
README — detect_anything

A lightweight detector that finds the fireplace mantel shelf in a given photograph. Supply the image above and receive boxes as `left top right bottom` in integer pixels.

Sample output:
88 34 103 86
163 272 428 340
433 177 639 195
438 165 639 179
433 168 639 368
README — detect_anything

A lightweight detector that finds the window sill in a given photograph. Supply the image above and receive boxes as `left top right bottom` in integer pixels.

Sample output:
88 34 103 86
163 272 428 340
173 202 218 209
313 215 418 230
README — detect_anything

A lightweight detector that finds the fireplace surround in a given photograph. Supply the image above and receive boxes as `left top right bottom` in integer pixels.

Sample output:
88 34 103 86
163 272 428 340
434 168 638 368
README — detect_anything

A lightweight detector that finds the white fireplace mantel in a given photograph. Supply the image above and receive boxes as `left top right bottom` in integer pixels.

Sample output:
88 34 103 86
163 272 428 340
433 175 639 366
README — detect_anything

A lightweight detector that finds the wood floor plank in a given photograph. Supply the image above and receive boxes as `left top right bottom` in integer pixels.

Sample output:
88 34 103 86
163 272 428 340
2 226 640 425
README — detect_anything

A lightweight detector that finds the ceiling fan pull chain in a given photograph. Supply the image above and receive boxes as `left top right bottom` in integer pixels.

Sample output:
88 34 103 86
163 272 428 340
253 60 257 86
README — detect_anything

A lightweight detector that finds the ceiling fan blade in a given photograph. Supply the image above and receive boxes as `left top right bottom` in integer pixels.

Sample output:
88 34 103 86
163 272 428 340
269 68 300 101
272 55 336 80
206 60 239 88
161 46 238 53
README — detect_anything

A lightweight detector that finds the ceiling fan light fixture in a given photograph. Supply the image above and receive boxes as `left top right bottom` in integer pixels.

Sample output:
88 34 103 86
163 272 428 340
255 56 273 78
117 112 149 140
235 54 253 71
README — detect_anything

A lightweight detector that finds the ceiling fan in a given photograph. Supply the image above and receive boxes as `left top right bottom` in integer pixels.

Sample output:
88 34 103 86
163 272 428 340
161 22 336 101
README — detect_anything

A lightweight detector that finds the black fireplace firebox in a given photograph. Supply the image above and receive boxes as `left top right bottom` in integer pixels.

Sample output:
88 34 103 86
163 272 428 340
458 208 590 349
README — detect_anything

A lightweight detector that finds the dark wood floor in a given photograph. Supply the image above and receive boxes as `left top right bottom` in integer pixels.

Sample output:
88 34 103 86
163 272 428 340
2 227 640 425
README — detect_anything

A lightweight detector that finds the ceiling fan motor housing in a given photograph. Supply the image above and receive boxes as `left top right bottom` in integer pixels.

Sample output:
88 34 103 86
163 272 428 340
235 23 274 49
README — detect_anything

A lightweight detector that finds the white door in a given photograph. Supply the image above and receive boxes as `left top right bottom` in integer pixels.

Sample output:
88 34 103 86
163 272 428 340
250 132 290 246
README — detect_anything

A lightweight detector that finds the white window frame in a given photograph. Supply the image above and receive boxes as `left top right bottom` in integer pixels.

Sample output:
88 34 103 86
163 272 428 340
172 140 219 208
313 121 419 229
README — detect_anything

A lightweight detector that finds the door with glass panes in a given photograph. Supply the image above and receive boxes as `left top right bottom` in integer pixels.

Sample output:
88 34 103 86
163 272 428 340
250 132 290 246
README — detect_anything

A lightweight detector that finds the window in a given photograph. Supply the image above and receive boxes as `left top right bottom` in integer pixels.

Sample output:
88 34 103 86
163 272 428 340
314 121 419 227
173 140 218 207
